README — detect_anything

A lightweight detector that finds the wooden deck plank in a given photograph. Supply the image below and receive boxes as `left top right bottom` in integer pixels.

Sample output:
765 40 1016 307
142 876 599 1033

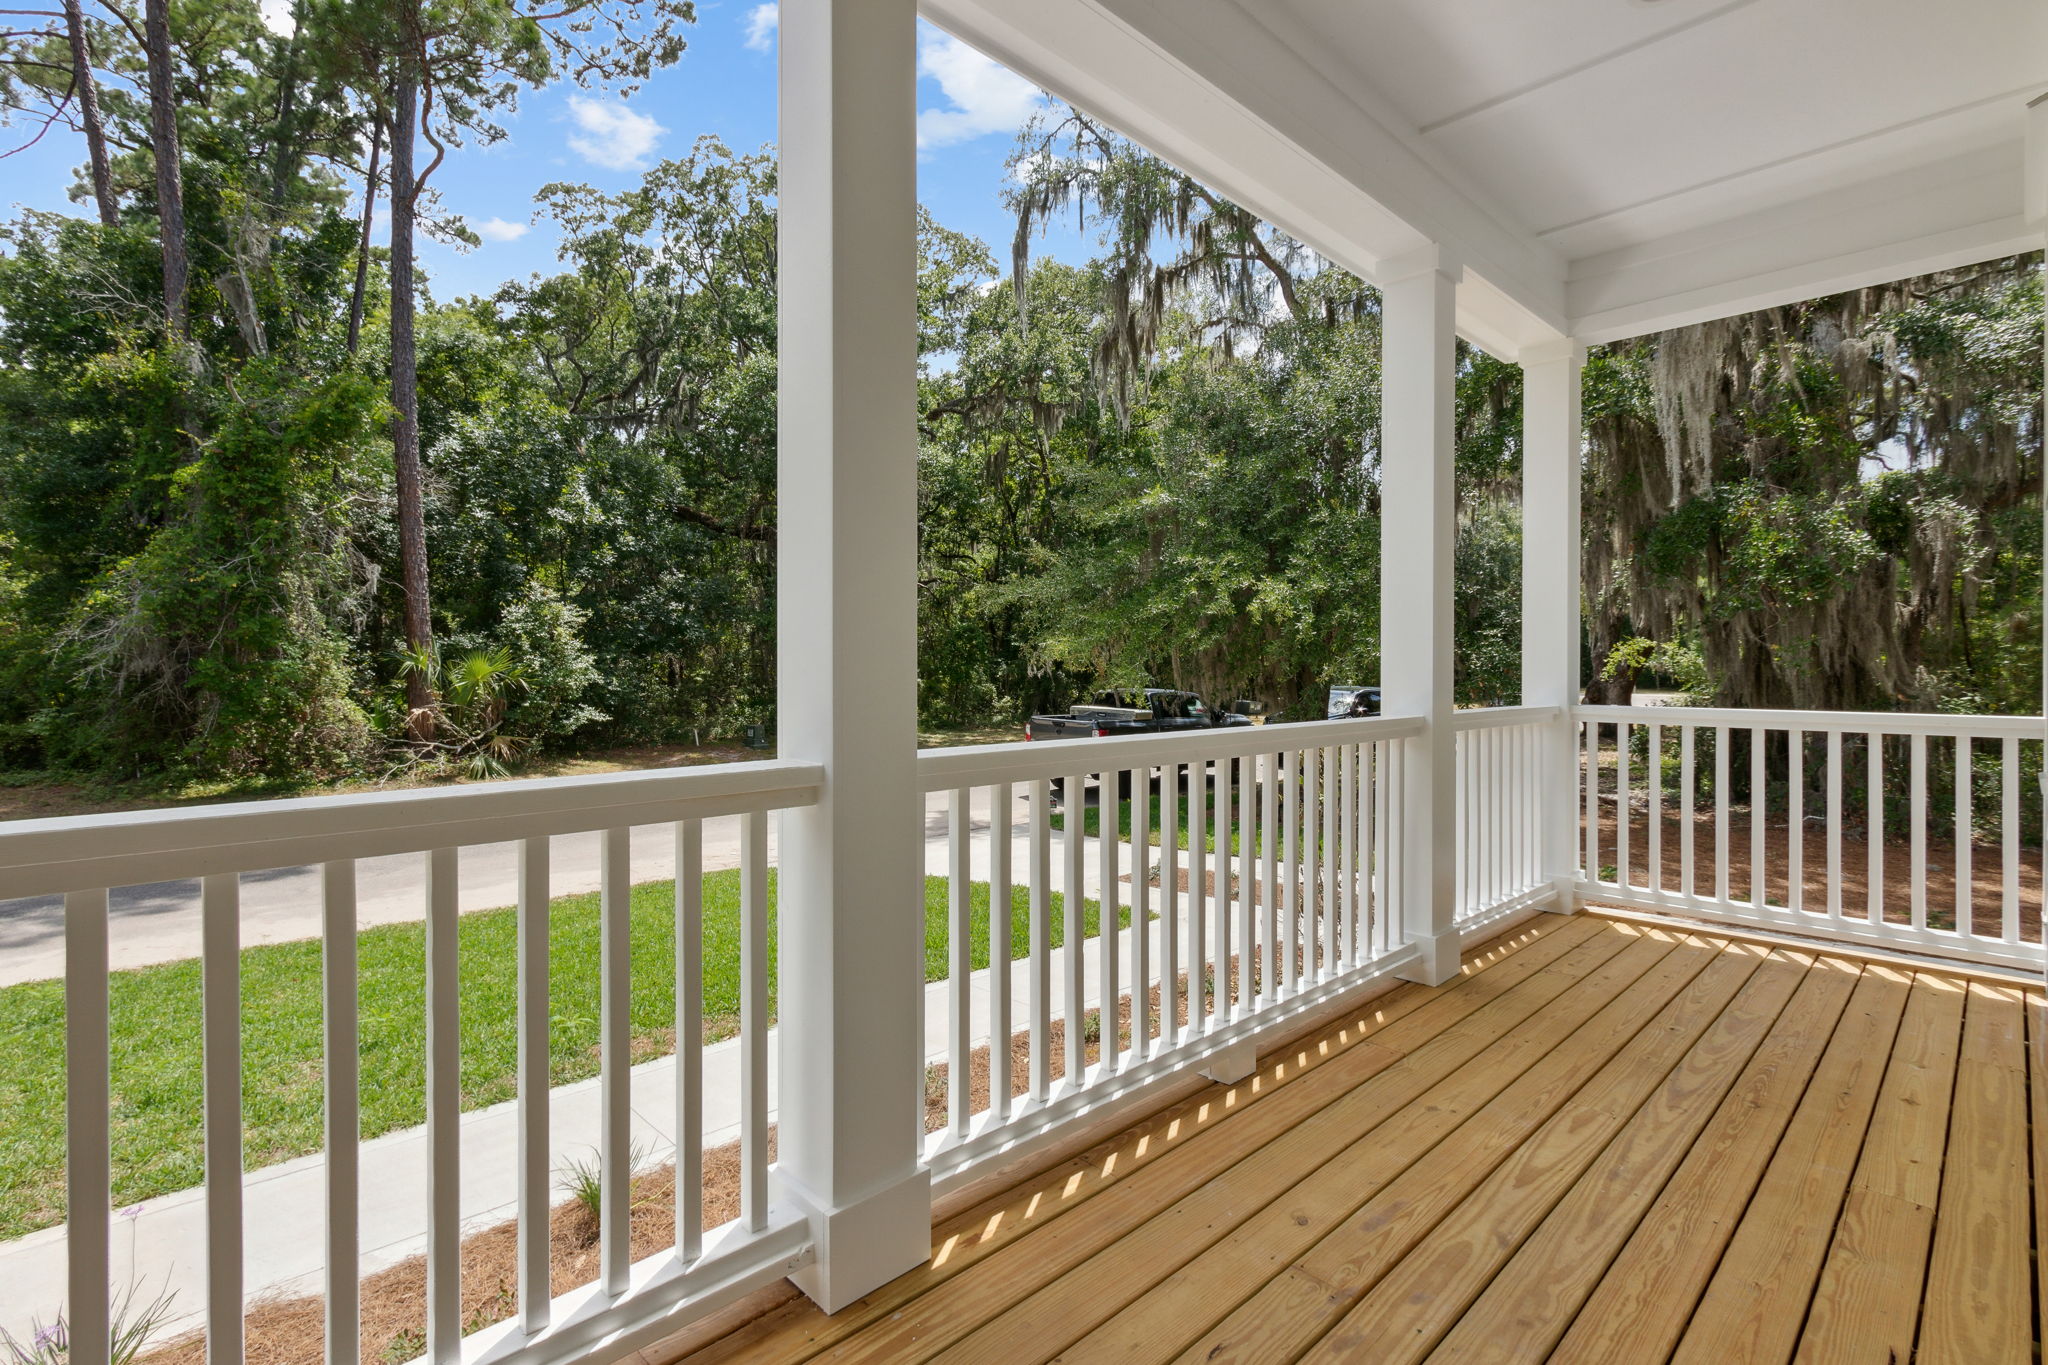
1791 972 1967 1365
897 925 1662 1358
1918 981 2031 1365
1299 941 1791 1365
667 915 2045 1365
2034 995 2048 1365
1665 964 1913 1364
1060 932 1737 1365
1545 956 1866 1365
1422 947 1813 1365
827 921 1653 1364
671 916 1592 1365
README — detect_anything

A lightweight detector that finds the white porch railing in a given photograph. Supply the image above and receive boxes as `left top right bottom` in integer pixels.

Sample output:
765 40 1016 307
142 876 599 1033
914 715 1422 1189
1452 706 1559 926
1576 705 2046 971
0 762 820 1365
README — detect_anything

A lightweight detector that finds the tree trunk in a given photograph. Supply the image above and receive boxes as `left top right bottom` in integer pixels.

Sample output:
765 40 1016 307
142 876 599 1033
266 0 307 208
62 0 117 226
346 116 382 357
389 75 435 741
143 0 190 339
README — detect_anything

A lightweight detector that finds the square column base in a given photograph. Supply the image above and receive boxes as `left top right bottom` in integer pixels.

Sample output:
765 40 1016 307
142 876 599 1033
1544 875 1582 914
1396 930 1461 987
780 1164 932 1314
1197 1038 1259 1084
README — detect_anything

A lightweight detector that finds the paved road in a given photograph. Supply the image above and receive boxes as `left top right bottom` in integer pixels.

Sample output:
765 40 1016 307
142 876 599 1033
0 788 1032 987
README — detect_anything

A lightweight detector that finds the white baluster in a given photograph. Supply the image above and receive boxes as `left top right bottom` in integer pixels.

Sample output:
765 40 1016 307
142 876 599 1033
1029 779 1053 1102
65 888 110 1365
1750 727 1766 909
1825 733 1843 922
1868 734 1885 925
322 862 359 1364
740 812 768 1233
1955 737 1973 938
1099 769 1120 1070
991 782 1014 1117
1910 732 1928 930
672 823 701 1265
426 848 461 1356
948 787 972 1137
1262 751 1280 1001
1065 771 1087 1075
516 837 556 1316
599 829 632 1287
2002 737 2020 943
202 874 243 1365
1787 730 1803 915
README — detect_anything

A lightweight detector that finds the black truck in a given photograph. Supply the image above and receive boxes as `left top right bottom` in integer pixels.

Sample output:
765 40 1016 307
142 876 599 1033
1026 689 1255 801
1026 688 1254 742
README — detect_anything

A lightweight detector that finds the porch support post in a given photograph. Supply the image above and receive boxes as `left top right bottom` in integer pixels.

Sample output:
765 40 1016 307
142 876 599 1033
775 0 931 1313
1380 247 1462 985
2027 94 2046 733
1520 338 1585 912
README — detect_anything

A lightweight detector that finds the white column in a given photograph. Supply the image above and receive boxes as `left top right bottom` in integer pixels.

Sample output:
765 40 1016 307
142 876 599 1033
2027 94 2046 730
775 0 931 1313
1380 247 1462 985
1520 339 1585 912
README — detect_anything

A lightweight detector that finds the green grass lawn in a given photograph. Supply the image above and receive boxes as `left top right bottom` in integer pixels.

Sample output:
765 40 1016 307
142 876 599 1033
0 873 1107 1241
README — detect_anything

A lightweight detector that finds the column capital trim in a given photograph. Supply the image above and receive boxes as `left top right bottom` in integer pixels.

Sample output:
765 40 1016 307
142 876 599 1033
1375 244 1463 289
2025 91 2048 228
1518 337 1586 368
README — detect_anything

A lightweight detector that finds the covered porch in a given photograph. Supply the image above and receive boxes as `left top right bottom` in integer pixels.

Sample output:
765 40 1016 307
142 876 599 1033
661 911 2039 1365
2 0 2044 1362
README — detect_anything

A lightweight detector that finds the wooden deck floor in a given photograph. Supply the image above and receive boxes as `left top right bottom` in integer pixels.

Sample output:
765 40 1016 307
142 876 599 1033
663 912 2045 1365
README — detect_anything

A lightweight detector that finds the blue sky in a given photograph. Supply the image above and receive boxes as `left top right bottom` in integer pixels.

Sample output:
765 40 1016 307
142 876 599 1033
4 4 1091 300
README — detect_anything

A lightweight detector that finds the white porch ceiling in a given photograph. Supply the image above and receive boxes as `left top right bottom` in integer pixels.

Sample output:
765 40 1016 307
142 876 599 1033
924 0 2048 357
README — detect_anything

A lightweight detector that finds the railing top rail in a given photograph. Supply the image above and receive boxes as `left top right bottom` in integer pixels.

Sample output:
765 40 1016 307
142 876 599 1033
0 759 824 899
1452 705 1561 732
1573 704 2045 739
916 713 1426 790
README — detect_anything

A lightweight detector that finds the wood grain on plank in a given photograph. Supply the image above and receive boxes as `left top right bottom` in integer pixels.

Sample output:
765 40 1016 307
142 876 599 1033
675 916 1595 1365
1299 943 1775 1365
1424 946 1810 1365
1791 972 1966 1365
1060 933 1730 1365
899 926 1664 1365
1917 981 2030 1365
1546 956 1865 1365
1667 964 1912 1365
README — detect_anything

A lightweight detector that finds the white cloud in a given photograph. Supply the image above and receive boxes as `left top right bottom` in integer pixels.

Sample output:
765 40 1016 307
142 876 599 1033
742 4 778 53
258 0 295 36
474 216 530 243
915 27 1044 151
565 96 667 172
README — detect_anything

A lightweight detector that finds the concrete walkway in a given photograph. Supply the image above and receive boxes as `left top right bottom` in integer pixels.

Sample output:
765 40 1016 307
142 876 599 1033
0 797 1223 1346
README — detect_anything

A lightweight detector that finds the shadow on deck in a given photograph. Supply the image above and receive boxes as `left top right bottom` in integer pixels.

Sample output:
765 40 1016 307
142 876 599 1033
649 910 2040 1365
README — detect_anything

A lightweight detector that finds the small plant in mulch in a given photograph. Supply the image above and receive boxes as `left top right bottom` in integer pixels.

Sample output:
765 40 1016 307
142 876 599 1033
554 1139 656 1238
3 1280 181 1365
378 1328 425 1364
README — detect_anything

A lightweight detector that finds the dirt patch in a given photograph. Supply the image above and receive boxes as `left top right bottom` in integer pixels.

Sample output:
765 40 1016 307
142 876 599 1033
1588 797 2045 941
